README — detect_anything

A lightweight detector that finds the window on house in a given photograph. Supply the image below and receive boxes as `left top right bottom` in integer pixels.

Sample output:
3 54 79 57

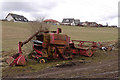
24 19 27 21
15 17 18 20
19 18 22 20
66 19 69 22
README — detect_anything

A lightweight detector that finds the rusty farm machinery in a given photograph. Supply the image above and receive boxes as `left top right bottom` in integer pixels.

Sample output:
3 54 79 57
6 28 101 66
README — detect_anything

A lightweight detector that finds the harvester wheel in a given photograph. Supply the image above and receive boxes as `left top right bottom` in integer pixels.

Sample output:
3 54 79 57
38 58 47 63
31 54 36 58
63 47 73 60
52 46 59 58
28 51 36 59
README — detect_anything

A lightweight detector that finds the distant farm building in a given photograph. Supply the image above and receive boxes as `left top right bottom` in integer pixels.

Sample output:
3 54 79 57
108 25 117 28
81 21 99 27
5 13 28 22
61 18 80 26
43 19 60 25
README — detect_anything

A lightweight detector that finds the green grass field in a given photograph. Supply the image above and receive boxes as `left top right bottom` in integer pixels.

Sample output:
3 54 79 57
2 21 118 52
50 25 118 41
2 21 118 77
2 21 31 52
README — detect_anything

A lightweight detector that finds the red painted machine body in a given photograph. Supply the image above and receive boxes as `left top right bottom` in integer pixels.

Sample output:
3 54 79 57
69 40 97 57
6 42 26 66
32 30 72 60
6 28 98 66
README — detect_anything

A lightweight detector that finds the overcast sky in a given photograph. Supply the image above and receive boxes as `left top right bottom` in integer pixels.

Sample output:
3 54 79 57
0 0 119 26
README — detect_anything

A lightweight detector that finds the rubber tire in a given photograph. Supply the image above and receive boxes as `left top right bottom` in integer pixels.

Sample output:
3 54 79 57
28 51 36 59
38 57 47 63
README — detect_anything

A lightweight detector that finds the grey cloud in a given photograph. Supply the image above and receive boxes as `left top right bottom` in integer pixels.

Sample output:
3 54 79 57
2 2 38 12
108 14 118 19
97 14 118 22
1 1 61 19
30 12 48 20
1 1 58 13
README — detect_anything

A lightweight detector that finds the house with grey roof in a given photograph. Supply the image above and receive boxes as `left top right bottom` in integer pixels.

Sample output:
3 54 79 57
61 18 80 26
5 13 28 22
81 21 99 27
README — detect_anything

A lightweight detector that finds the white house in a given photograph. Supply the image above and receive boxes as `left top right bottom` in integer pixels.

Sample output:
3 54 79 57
81 21 98 27
61 18 80 26
5 13 28 22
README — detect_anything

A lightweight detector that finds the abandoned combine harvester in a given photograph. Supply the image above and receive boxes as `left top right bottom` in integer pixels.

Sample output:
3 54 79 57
6 28 98 66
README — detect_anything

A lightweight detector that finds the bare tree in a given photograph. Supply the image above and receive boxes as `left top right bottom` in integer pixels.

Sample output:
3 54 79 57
35 16 45 22
23 17 51 57
29 16 51 35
